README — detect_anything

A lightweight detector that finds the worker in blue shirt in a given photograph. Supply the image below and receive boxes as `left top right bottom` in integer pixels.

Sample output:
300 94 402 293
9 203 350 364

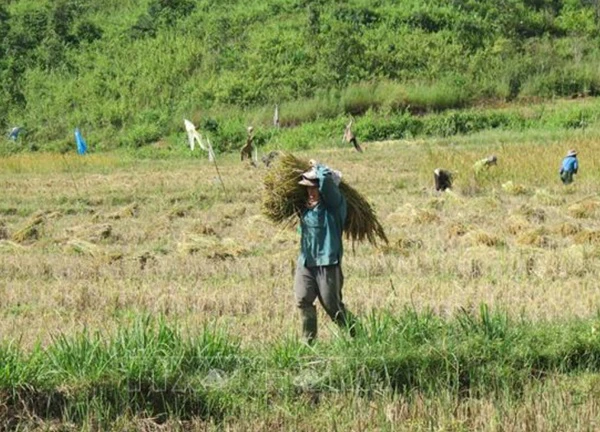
294 160 355 344
560 150 578 185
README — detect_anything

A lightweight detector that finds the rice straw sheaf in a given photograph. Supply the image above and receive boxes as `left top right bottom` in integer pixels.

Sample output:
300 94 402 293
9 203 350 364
262 153 388 246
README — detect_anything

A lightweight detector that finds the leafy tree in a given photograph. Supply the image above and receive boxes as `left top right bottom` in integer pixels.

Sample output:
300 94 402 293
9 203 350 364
148 0 195 26
74 20 103 44
129 14 157 39
0 5 10 51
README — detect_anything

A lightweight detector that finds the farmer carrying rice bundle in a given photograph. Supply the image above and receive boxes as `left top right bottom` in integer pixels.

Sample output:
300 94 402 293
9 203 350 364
262 153 387 343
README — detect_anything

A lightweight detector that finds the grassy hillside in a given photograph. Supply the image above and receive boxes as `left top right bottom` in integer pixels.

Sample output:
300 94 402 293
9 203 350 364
3 0 600 152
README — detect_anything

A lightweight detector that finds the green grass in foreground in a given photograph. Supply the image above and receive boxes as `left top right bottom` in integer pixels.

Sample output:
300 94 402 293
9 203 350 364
3 306 600 428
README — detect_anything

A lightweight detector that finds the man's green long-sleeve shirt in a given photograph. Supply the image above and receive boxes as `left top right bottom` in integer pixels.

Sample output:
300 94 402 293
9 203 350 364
298 164 347 267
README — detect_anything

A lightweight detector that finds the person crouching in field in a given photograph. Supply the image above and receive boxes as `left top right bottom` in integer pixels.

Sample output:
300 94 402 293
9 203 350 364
560 149 578 185
473 155 497 174
434 168 453 191
295 160 355 344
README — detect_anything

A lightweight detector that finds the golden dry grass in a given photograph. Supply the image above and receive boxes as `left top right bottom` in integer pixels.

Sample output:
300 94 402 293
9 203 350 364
2 133 600 347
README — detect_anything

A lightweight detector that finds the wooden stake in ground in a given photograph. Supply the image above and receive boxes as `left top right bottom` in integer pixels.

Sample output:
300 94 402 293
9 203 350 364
273 104 280 128
60 152 80 195
206 135 227 196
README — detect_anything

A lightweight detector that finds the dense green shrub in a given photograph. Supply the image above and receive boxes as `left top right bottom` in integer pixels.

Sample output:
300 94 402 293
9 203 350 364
355 111 423 141
423 111 522 137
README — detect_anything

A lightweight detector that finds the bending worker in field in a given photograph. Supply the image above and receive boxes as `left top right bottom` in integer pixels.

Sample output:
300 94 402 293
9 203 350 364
295 160 355 344
560 149 578 185
473 154 497 174
433 168 453 191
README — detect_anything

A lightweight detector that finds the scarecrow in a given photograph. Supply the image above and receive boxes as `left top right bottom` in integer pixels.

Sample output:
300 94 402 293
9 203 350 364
240 126 254 161
343 119 363 153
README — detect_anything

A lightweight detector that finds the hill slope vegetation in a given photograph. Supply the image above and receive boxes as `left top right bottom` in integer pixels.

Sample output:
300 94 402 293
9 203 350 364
2 0 600 151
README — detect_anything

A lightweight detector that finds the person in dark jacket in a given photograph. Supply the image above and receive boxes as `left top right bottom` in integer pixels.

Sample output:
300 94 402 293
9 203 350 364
560 149 579 185
294 160 355 344
434 168 453 191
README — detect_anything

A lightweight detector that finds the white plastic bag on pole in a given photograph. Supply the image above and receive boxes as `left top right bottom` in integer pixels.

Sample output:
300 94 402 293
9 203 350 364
184 119 215 161
184 119 200 151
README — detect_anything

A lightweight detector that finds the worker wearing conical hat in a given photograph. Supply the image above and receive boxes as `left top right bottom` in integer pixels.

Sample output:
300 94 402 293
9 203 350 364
560 149 578 185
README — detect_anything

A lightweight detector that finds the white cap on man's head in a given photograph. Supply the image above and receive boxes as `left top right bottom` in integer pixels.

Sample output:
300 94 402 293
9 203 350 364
298 169 318 187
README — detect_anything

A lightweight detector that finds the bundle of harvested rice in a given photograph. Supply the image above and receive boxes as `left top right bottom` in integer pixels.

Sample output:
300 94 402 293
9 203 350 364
262 153 388 245
11 215 44 243
66 238 100 256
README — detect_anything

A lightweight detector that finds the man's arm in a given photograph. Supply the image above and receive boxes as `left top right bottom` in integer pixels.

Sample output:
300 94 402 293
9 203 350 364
315 164 343 209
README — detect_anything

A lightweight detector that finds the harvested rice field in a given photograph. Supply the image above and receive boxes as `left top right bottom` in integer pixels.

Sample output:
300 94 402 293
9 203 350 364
3 130 600 430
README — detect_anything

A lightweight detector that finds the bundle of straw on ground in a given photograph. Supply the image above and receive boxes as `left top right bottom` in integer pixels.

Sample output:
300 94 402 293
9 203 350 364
11 215 44 243
262 153 388 246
